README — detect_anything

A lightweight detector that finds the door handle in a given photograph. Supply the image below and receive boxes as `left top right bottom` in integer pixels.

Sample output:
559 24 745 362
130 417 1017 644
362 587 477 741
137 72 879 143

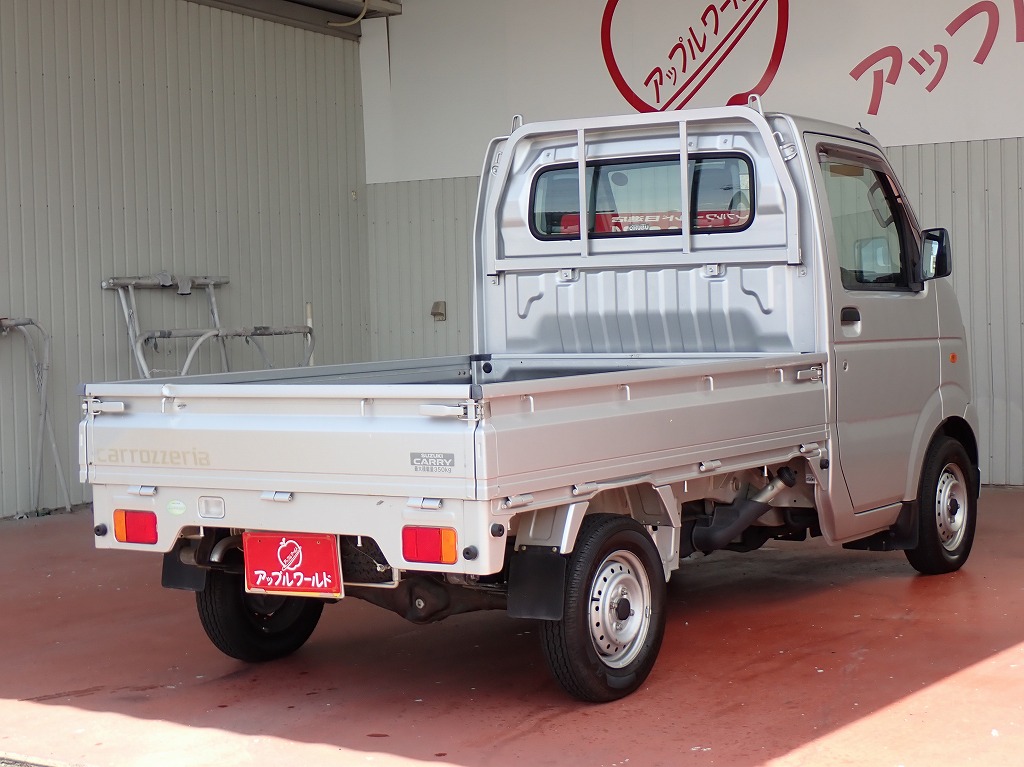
840 307 861 324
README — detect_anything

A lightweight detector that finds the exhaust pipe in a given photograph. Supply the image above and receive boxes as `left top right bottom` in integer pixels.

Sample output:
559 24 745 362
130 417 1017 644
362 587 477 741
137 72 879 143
691 468 797 553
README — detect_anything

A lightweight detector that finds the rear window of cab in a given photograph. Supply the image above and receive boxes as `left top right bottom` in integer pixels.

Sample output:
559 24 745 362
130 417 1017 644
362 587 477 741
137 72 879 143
530 154 754 240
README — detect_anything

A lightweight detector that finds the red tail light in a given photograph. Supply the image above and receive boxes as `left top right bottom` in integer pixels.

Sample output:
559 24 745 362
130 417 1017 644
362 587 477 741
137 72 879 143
402 526 458 564
113 510 158 544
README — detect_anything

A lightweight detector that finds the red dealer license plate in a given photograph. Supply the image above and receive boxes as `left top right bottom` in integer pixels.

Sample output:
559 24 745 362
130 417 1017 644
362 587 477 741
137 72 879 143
243 532 343 599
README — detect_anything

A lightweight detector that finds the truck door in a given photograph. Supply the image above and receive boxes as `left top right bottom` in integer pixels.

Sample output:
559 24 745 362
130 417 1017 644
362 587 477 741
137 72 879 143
811 139 940 514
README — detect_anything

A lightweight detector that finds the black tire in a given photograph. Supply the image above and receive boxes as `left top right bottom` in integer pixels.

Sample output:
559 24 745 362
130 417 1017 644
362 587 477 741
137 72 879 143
905 436 977 575
196 569 324 662
540 514 667 702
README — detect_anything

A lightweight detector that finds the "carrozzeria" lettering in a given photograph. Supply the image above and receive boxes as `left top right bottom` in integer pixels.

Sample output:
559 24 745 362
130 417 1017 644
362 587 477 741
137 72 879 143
99 448 211 467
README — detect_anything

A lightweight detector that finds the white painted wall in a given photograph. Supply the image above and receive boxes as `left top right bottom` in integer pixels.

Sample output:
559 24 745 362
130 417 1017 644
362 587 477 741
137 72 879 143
362 0 1024 182
0 0 368 517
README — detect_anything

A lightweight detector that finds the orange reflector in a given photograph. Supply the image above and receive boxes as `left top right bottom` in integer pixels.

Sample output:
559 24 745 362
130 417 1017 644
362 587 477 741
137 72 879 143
950 353 959 364
113 509 158 544
402 526 458 564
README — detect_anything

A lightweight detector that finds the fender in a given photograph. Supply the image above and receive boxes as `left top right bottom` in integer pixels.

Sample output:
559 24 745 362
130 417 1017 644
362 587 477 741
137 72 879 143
899 386 949 504
505 502 589 620
900 380 976 501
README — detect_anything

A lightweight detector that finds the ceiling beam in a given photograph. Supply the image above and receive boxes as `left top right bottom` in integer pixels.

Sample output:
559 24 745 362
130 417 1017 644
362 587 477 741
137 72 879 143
190 0 402 40
314 1 403 15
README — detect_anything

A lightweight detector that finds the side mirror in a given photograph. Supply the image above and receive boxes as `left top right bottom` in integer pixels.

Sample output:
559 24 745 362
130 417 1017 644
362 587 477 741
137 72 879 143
921 228 952 280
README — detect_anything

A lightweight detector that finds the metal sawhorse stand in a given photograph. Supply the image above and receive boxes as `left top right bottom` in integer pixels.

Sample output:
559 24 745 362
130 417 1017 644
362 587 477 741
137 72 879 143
0 317 73 514
102 273 315 378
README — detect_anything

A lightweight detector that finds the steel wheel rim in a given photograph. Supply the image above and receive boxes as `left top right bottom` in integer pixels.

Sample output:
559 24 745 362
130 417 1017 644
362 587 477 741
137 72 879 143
934 462 968 552
588 549 652 668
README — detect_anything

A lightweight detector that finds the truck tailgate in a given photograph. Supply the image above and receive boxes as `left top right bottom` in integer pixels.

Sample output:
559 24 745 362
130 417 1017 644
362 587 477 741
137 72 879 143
82 382 479 499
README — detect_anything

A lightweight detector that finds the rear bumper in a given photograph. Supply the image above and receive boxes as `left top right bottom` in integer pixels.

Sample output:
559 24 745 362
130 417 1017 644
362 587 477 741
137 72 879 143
91 484 510 577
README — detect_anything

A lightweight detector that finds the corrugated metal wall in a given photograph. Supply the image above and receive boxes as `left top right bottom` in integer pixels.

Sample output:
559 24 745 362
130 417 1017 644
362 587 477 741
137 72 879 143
0 0 368 517
888 140 1024 486
365 177 477 360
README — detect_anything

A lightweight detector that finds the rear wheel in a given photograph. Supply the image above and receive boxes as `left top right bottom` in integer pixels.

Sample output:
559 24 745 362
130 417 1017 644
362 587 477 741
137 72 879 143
540 514 667 702
905 436 977 575
196 569 324 661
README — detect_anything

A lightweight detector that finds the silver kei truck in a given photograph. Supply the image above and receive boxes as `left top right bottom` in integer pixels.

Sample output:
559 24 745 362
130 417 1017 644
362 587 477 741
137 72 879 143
81 103 979 702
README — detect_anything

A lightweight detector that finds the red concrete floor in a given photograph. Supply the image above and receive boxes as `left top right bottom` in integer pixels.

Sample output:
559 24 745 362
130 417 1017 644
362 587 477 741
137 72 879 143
1 489 1022 767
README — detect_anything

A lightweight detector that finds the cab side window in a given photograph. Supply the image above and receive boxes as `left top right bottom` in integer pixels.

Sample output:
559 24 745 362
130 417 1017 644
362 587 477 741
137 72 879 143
818 147 918 291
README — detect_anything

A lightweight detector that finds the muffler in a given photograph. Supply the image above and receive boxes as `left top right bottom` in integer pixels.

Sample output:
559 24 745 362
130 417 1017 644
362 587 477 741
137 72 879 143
691 468 797 553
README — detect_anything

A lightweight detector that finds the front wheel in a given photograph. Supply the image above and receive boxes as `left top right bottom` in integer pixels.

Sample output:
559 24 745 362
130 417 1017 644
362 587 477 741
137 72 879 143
196 569 324 662
540 514 667 702
905 436 977 575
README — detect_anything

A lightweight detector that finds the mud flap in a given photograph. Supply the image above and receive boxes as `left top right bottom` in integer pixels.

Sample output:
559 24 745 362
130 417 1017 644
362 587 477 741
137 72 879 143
507 546 567 620
161 540 208 591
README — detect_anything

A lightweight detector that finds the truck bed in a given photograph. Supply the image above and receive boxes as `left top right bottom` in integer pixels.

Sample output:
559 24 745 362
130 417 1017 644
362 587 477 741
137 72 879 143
82 352 828 566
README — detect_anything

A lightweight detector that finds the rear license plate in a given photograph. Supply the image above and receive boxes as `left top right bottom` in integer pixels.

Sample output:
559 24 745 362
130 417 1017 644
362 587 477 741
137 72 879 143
243 532 343 599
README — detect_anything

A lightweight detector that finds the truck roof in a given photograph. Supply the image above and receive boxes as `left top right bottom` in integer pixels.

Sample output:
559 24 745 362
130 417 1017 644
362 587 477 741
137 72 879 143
776 111 884 149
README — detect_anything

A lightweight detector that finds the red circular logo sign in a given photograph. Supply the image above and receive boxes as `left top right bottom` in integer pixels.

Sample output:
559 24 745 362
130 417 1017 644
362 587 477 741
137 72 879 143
601 0 790 112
